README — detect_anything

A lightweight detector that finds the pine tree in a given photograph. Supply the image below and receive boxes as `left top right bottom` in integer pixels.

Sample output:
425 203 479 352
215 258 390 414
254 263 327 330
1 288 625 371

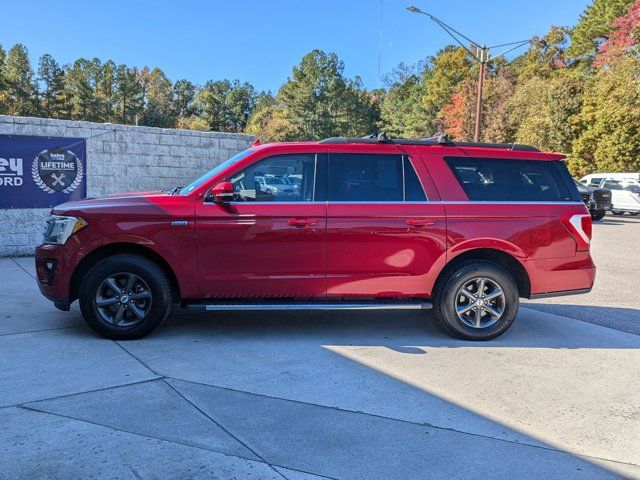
0 45 8 114
144 67 176 128
4 44 38 116
380 62 432 137
97 60 117 122
173 79 196 118
38 54 66 118
114 64 143 124
64 58 102 121
277 50 378 140
193 79 257 132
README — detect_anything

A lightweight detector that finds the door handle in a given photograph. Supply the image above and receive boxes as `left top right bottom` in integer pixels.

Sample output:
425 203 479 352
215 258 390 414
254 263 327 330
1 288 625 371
406 218 435 228
287 218 317 228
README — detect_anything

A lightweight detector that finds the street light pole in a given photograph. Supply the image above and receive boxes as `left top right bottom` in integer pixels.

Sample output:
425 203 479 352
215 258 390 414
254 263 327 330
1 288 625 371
474 46 488 142
407 6 535 142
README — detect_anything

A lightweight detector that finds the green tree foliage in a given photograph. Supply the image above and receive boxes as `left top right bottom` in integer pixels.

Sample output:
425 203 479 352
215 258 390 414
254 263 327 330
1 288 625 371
422 46 474 121
379 63 431 137
97 60 117 122
568 0 634 59
193 79 256 132
173 79 196 118
511 27 571 79
114 64 144 124
64 58 102 121
0 45 8 114
4 44 38 116
38 54 66 118
245 92 295 141
275 50 379 140
572 55 640 175
2 0 640 174
144 67 176 128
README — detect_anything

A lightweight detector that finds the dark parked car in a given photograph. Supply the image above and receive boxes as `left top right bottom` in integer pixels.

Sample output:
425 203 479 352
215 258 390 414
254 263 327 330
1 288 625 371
575 180 612 221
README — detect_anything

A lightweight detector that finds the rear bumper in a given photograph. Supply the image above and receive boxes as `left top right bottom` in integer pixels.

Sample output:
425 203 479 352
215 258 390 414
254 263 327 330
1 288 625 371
529 287 592 299
524 252 596 299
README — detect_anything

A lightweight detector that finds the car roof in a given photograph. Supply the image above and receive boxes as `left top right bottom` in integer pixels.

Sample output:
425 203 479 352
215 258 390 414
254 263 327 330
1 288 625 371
250 140 565 161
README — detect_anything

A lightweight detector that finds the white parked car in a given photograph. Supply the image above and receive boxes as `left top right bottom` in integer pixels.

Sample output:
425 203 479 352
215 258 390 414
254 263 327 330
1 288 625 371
600 178 640 215
579 172 640 187
255 175 299 196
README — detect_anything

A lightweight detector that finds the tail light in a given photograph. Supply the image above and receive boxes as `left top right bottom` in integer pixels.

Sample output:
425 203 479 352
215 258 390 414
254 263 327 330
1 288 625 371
562 213 592 251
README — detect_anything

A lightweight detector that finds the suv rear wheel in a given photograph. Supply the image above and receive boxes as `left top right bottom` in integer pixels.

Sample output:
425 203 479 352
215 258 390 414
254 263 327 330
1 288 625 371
79 254 172 340
433 261 519 341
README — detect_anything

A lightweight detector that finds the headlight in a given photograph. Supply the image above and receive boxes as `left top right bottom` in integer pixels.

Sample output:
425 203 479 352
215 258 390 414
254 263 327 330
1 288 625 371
43 215 88 245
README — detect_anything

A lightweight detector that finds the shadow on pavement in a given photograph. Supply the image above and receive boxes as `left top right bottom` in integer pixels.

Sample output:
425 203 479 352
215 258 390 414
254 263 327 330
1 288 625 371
524 303 640 336
78 305 637 350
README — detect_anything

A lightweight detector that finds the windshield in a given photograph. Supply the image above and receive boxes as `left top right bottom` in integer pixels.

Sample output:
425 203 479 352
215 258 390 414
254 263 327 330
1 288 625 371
179 148 254 195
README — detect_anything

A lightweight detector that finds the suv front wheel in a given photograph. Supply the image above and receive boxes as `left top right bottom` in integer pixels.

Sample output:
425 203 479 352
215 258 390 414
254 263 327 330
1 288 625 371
79 254 172 340
433 261 519 341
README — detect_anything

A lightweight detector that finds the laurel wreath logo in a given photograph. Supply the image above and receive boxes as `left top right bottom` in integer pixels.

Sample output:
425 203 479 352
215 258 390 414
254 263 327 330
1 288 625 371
31 149 84 194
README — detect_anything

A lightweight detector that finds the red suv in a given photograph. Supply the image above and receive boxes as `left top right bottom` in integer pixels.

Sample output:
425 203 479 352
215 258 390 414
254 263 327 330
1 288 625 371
35 136 595 341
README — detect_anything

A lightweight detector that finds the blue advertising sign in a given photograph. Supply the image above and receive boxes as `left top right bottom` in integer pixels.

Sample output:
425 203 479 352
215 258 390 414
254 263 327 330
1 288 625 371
0 135 86 209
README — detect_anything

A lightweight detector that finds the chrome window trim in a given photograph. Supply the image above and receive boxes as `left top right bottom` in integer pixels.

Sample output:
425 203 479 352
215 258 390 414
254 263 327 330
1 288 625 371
203 200 584 206
440 201 584 205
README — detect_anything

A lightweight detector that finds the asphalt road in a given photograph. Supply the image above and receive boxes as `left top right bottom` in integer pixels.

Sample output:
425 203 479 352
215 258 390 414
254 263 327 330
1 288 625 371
1 213 639 479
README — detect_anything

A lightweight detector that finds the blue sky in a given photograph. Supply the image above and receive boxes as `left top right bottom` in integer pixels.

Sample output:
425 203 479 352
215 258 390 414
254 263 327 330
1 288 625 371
1 0 589 92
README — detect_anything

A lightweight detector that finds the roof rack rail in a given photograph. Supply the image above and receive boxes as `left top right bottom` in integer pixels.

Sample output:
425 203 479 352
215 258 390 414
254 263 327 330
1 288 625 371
318 134 539 152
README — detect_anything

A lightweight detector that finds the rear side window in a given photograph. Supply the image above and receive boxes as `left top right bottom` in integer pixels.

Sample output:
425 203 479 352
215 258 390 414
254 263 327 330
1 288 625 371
328 154 427 202
602 180 622 190
445 157 574 202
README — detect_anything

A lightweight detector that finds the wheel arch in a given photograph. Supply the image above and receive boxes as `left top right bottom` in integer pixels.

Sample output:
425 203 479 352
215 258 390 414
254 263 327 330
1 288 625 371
70 243 181 303
435 248 531 299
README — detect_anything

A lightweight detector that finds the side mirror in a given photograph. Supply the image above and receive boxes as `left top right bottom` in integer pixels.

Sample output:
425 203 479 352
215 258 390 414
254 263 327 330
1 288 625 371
210 181 234 204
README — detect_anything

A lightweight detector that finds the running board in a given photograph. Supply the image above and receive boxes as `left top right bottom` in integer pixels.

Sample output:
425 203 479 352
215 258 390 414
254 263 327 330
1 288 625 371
183 300 432 312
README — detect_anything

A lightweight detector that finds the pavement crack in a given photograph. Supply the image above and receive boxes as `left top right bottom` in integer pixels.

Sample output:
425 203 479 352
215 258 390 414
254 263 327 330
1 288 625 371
0 325 83 337
164 376 640 470
12 378 161 409
113 340 162 377
162 378 289 480
17 404 275 467
10 257 36 280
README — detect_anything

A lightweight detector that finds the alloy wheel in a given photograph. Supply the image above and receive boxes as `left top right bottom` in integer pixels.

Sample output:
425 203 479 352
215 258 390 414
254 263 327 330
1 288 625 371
455 276 506 329
95 272 152 327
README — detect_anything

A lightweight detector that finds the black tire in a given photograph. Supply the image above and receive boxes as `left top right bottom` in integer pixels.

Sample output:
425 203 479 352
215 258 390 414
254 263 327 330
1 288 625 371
79 254 172 340
629 212 639 216
432 261 519 341
591 209 606 221
612 210 624 216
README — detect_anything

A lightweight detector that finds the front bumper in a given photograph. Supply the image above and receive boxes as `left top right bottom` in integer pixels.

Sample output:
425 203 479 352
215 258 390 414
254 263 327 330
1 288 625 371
35 243 76 307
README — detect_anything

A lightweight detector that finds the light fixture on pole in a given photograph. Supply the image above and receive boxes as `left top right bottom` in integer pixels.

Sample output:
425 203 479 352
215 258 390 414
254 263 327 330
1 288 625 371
407 6 536 142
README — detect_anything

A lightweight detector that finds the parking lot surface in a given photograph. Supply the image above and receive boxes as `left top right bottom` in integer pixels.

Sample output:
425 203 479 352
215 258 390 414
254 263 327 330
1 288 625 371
1 214 639 479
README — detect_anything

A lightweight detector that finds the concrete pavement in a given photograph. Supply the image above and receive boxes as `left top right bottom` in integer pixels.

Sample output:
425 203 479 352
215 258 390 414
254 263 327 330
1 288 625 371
1 215 639 479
